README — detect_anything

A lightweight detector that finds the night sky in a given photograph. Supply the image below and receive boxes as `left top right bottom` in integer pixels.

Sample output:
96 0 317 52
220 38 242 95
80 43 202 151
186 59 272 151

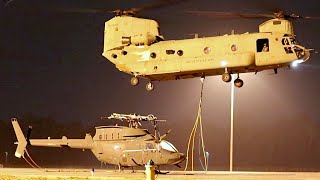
1 0 320 170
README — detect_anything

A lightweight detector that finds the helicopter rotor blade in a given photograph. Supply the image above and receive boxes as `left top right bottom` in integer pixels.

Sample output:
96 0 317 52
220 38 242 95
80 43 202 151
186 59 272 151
129 0 187 14
160 129 171 141
187 10 320 20
2 0 188 16
186 11 274 19
296 15 320 20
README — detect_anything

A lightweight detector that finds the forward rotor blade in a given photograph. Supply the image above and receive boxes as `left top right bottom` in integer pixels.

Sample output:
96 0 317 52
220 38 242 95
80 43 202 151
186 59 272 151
186 11 274 19
300 16 320 20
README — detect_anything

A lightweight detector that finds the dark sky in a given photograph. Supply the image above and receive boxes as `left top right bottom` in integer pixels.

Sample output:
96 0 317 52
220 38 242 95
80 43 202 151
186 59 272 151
1 0 320 170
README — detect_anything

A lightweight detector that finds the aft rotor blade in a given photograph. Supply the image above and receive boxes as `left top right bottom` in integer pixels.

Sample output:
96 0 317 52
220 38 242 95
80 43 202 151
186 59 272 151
186 11 274 19
1 6 113 15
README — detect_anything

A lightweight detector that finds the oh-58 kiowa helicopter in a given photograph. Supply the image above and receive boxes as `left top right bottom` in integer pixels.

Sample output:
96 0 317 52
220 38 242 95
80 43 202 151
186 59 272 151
12 113 185 170
98 1 317 91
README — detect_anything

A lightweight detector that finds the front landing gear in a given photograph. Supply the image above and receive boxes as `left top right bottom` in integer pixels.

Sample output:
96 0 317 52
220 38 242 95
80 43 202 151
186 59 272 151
146 82 155 91
222 73 232 82
234 78 244 88
221 73 244 88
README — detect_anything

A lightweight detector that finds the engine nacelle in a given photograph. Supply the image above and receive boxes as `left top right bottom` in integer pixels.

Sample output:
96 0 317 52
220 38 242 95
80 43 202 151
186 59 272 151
259 19 294 35
103 16 161 52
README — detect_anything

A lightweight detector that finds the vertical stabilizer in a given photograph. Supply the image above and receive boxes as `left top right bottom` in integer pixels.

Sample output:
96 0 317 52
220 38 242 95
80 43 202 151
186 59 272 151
11 118 27 158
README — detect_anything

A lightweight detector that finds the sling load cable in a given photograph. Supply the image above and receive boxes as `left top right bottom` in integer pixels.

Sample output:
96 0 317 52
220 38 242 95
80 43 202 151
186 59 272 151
23 154 36 168
25 149 42 169
184 77 208 172
198 132 209 171
22 149 42 170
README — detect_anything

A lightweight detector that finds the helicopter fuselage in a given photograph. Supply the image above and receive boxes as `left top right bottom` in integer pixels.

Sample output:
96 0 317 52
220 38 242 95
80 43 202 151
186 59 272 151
12 120 185 168
102 16 310 90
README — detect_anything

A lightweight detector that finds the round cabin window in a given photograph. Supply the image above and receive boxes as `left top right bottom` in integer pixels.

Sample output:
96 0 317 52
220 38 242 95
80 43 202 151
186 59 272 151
204 47 211 54
150 52 157 58
231 44 237 51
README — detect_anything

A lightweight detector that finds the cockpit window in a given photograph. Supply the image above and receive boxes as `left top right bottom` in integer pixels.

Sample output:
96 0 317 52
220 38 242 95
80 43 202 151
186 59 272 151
282 37 295 54
160 140 178 152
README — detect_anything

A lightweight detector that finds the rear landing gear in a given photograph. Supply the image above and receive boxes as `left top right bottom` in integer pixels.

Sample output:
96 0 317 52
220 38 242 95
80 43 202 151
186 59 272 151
130 77 139 86
130 76 155 91
146 82 155 91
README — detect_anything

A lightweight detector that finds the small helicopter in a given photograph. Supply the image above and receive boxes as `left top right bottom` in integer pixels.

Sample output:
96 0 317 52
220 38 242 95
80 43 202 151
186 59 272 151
100 1 317 91
11 113 185 170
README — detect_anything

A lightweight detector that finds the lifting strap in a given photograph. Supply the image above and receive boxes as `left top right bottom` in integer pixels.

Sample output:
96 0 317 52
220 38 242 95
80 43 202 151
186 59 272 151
23 149 42 170
184 77 208 172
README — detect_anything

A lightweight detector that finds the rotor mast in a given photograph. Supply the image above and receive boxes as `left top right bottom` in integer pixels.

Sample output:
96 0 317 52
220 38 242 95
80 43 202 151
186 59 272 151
105 113 165 128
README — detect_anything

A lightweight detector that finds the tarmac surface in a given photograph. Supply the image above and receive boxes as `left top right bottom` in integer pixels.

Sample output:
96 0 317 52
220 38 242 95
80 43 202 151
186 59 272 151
1 168 320 180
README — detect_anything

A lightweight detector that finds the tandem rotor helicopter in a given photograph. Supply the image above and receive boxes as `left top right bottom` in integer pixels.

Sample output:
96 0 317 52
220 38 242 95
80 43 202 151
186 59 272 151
4 0 317 91
12 113 185 171
99 0 318 91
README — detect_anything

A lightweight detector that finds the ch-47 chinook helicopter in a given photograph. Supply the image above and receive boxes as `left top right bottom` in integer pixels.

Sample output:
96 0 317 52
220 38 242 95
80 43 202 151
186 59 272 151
100 1 318 91
11 113 185 170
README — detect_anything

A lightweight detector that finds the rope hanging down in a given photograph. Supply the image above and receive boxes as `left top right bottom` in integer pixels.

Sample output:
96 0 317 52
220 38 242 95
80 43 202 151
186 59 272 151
184 77 208 172
23 149 42 170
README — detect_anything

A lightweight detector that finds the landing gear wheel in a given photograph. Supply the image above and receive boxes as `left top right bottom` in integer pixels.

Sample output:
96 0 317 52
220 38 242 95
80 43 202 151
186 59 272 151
222 73 232 82
234 79 244 88
146 82 155 91
130 77 139 86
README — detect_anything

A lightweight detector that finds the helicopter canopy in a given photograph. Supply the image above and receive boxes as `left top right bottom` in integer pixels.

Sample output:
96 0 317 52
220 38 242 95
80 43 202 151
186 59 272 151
160 140 179 152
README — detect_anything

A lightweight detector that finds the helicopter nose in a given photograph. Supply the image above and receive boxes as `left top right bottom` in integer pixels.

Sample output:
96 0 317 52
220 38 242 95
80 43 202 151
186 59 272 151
178 153 186 162
168 152 186 164
302 49 311 61
294 45 311 61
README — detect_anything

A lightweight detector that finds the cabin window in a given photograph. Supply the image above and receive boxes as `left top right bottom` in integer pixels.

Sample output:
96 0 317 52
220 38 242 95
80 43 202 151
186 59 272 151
99 135 102 140
105 134 107 140
118 133 120 139
150 52 157 58
112 133 113 140
204 47 211 54
256 39 269 52
112 54 118 59
146 143 154 149
231 45 237 51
